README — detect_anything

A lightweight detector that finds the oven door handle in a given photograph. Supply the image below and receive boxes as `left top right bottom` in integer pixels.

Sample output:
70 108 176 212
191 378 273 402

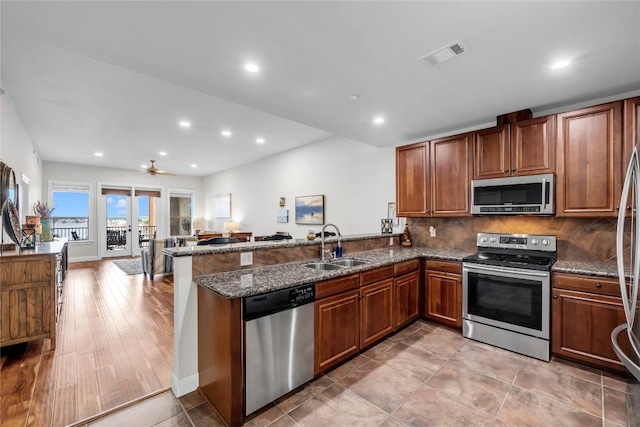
463 263 549 277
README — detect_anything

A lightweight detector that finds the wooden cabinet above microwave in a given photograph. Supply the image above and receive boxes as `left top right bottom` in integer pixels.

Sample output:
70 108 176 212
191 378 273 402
473 115 556 180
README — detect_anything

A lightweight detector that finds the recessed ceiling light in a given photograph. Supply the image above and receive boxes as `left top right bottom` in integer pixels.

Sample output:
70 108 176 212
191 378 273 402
141 164 148 169
221 130 232 137
551 60 570 70
191 164 198 168
159 151 167 156
179 121 191 128
373 116 385 125
350 95 359 100
94 152 103 157
244 63 260 73
256 138 265 144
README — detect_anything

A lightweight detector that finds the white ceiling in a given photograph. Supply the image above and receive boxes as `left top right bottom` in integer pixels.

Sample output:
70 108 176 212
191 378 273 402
2 1 639 177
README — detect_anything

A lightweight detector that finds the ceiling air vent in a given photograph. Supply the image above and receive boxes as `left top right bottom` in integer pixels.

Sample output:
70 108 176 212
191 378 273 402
419 40 468 67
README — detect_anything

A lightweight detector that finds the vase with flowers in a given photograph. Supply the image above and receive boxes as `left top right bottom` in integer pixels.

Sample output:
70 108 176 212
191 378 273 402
33 201 55 242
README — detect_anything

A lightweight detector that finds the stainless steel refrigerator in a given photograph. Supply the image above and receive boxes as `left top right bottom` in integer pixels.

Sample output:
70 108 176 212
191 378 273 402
614 145 640 380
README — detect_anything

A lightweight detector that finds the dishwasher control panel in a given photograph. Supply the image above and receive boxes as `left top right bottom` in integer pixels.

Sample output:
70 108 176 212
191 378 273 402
244 284 315 321
290 285 315 304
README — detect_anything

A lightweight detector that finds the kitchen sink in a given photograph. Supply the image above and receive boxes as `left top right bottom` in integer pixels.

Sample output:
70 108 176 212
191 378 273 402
331 258 369 267
303 262 345 271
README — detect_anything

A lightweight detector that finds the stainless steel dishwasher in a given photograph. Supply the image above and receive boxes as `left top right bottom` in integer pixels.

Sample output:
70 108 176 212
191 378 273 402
243 283 315 416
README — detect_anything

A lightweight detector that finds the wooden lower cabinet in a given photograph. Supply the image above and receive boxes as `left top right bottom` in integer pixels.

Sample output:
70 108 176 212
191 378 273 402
394 270 419 329
552 273 632 375
314 262 417 375
360 279 394 348
1 253 57 349
423 260 462 328
314 289 360 375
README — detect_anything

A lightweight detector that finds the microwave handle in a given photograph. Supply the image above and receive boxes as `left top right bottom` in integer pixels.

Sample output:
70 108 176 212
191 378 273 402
542 177 547 210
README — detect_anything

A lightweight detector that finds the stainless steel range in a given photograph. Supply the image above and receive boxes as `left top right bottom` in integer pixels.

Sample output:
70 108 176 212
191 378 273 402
462 233 557 361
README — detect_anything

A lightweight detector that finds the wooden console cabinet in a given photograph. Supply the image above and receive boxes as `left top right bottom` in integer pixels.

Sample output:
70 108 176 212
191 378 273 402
0 241 67 349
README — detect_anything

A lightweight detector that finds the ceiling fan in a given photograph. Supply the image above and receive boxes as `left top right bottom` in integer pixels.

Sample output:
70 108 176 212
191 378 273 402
141 160 176 176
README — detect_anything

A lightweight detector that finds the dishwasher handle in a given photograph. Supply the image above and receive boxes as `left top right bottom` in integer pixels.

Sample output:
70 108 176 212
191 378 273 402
244 284 315 321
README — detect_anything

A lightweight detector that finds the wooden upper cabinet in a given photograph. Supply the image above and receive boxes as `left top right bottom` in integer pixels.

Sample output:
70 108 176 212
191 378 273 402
474 116 555 180
556 101 623 216
624 96 640 170
396 142 428 217
512 115 556 176
430 133 473 216
474 125 510 179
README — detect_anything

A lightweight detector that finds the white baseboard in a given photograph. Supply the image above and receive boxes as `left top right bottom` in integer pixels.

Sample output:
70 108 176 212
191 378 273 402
171 372 199 397
69 256 101 262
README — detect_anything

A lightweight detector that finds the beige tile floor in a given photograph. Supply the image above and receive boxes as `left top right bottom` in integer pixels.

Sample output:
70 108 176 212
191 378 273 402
82 320 639 427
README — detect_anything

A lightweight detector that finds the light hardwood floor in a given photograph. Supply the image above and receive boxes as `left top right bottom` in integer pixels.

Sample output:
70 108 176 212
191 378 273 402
0 259 174 427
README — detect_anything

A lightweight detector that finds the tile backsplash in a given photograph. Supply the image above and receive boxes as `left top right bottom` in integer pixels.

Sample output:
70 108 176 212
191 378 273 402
409 216 620 263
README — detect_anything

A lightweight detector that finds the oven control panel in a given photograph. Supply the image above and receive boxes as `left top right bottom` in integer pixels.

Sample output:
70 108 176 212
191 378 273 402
477 233 556 251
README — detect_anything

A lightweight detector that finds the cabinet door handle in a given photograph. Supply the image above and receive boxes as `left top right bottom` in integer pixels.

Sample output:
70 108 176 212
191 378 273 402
553 294 558 299
596 283 602 288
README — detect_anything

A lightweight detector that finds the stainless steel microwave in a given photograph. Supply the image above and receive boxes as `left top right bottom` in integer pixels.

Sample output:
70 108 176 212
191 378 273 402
471 173 554 215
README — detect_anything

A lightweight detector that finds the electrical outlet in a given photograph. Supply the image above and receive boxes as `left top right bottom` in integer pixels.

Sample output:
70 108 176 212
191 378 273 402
429 226 436 237
240 252 253 266
389 237 394 246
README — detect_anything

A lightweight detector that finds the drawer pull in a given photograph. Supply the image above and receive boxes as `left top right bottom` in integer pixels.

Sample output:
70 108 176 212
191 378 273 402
596 283 602 288
553 294 558 299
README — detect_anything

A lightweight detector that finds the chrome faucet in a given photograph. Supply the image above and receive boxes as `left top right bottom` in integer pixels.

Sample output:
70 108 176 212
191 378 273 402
321 223 342 261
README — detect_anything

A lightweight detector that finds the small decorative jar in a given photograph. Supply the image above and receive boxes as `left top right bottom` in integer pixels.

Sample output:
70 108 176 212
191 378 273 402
307 230 316 241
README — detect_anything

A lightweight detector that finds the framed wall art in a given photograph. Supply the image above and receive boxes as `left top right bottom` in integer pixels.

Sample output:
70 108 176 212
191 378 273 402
277 208 289 223
215 193 231 218
295 195 324 225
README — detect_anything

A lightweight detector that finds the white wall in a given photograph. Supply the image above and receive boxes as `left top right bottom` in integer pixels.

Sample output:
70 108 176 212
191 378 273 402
43 161 204 261
202 136 396 238
0 90 42 246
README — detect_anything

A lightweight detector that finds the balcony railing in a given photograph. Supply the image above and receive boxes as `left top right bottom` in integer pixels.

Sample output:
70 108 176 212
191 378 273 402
51 217 157 249
138 225 157 248
107 226 127 250
52 217 88 240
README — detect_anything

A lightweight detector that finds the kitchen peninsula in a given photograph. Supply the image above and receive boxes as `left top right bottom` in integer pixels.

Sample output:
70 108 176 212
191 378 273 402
166 233 473 425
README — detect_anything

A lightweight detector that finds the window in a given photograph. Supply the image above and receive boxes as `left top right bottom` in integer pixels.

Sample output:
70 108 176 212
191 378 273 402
51 182 91 240
169 191 194 236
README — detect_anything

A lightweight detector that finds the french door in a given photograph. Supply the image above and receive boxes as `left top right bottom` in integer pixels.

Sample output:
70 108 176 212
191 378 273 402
102 187 133 258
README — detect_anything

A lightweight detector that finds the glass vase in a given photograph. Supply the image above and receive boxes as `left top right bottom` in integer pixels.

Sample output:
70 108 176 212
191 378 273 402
40 218 53 242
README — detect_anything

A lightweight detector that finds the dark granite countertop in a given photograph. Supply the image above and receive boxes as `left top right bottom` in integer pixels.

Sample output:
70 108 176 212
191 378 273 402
164 233 400 257
193 239 629 298
552 259 622 279
194 246 472 299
